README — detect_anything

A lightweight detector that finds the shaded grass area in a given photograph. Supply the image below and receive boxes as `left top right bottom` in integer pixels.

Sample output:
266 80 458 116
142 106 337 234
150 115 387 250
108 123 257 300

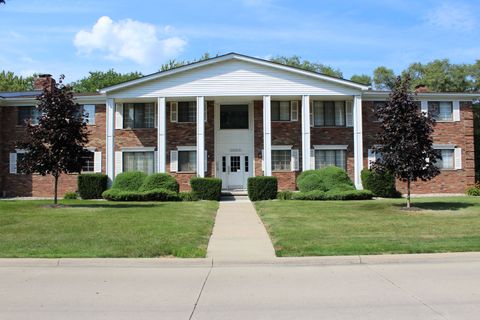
255 197 480 257
0 200 218 258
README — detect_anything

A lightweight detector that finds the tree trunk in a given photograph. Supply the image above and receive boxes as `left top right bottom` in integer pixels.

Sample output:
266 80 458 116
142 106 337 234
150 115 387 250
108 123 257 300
54 174 59 205
407 178 411 208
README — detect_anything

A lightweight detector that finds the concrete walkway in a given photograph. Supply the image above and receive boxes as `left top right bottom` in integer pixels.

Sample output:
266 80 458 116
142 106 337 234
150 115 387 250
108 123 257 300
207 198 276 262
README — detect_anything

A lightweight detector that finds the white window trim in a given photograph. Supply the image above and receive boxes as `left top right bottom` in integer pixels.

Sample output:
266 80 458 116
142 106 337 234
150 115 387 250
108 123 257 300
433 144 456 150
271 145 293 150
313 145 348 150
271 148 294 172
177 146 197 151
427 100 455 122
176 147 197 173
121 147 156 152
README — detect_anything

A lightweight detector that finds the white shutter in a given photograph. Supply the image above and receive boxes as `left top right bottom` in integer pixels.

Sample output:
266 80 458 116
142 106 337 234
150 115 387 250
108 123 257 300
367 149 375 169
310 149 315 170
454 148 462 170
170 150 178 172
452 101 460 121
170 102 178 122
261 150 264 171
94 152 102 173
114 151 123 176
9 153 17 174
115 103 123 129
346 101 353 127
290 101 299 121
291 149 299 171
310 101 314 127
204 150 208 172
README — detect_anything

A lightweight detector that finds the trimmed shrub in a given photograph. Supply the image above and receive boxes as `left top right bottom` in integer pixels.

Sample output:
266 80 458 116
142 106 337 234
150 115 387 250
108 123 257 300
292 190 326 200
296 167 354 192
139 173 179 193
179 191 199 201
102 188 179 201
361 169 400 198
77 173 108 199
466 183 480 196
247 176 278 201
190 177 222 200
327 183 356 193
325 189 373 200
63 191 77 200
277 190 293 200
112 171 147 191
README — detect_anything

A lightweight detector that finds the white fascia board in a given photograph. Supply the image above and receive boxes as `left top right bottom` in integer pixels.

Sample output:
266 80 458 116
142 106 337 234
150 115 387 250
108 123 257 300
1 95 106 106
100 53 369 94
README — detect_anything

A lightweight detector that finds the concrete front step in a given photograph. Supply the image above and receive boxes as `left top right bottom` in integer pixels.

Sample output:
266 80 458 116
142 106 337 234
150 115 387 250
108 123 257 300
221 190 248 196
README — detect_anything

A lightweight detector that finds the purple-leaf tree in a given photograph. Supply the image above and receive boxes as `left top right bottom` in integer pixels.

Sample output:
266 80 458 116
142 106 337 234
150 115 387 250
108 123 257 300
371 75 440 208
17 75 89 204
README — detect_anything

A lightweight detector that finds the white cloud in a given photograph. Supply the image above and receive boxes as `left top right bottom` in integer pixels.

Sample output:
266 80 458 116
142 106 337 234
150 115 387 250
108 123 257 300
425 3 476 30
74 16 187 65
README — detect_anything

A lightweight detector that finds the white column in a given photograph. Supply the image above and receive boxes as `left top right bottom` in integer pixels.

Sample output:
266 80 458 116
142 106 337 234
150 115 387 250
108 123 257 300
196 96 205 177
157 97 167 173
106 98 115 185
263 95 272 176
353 95 364 189
301 95 311 171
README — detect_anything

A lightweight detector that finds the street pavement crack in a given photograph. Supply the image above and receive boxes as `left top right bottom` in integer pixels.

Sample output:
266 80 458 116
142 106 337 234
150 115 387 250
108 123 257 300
188 259 213 320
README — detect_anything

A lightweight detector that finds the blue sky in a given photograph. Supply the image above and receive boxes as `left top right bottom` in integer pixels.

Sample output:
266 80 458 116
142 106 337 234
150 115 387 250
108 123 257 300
1 0 479 82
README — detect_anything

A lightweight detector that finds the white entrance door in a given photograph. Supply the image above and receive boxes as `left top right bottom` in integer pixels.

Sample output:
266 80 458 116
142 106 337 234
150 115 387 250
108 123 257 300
220 155 250 189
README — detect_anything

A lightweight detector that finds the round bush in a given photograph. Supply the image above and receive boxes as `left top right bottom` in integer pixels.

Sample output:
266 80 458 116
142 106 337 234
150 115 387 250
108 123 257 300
361 169 400 198
297 171 326 192
63 191 77 200
297 167 354 192
139 173 179 193
112 171 147 191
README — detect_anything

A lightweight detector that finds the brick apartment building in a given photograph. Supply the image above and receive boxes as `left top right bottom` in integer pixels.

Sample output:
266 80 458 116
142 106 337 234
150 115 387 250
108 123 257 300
0 53 477 197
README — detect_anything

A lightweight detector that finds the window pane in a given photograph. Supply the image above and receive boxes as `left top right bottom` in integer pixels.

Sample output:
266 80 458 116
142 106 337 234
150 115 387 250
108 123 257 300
123 104 135 128
438 149 453 169
315 150 346 170
220 105 249 129
429 101 452 121
178 101 196 122
230 156 240 172
245 156 249 172
123 152 154 174
279 101 290 121
178 150 196 172
81 151 95 172
272 150 291 171
271 101 280 121
18 107 31 125
324 102 335 126
335 150 346 169
82 105 96 125
134 104 145 128
313 101 324 126
334 101 345 126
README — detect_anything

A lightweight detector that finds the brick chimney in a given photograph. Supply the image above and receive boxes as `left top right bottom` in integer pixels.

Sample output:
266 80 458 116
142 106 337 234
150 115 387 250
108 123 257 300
34 74 56 91
415 84 429 93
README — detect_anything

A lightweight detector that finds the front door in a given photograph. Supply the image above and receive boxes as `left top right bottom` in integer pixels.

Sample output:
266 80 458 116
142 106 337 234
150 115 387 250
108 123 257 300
220 154 249 189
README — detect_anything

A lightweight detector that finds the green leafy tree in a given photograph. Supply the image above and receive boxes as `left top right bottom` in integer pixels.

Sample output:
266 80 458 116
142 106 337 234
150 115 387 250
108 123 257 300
373 66 396 90
160 52 214 71
17 76 89 204
270 55 343 78
350 74 372 86
0 71 34 91
71 70 143 93
372 76 440 208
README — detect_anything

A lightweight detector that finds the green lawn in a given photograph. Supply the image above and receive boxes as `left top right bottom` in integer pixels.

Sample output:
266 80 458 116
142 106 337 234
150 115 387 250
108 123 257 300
255 197 480 257
0 200 218 258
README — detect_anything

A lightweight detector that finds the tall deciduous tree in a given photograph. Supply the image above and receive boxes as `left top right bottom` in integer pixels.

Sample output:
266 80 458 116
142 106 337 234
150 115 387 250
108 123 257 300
372 76 440 208
0 71 34 91
70 70 143 93
17 76 89 204
373 66 396 90
270 55 343 78
350 74 372 86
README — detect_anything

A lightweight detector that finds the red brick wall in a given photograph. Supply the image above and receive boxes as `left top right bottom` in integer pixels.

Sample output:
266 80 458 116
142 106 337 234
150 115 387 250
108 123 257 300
0 104 106 197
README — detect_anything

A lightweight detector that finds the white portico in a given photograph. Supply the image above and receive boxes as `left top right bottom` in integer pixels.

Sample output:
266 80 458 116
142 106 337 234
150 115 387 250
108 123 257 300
100 53 369 190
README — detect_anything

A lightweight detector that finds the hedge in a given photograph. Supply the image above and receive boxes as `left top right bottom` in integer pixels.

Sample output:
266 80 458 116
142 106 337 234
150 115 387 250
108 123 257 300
78 173 108 199
190 177 222 200
297 167 354 193
361 169 401 198
139 173 179 193
277 190 294 200
292 189 373 201
112 171 147 191
247 176 278 201
179 191 199 201
102 188 179 201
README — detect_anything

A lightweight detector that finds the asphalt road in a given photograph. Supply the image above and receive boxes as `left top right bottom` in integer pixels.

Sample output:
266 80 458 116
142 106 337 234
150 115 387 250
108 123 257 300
0 254 479 320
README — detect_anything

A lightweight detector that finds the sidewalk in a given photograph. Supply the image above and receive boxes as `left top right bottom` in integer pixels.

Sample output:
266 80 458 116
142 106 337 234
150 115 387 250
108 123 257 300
206 198 276 262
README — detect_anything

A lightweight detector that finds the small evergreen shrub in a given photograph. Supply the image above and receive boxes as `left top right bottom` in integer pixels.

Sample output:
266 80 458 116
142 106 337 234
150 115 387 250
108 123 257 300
139 173 179 193
112 171 147 191
247 176 278 201
102 188 179 201
296 167 354 192
77 173 108 199
63 191 77 200
277 190 293 200
361 169 400 198
297 171 327 192
466 183 480 196
190 177 222 200
325 189 373 200
179 191 199 201
292 190 326 200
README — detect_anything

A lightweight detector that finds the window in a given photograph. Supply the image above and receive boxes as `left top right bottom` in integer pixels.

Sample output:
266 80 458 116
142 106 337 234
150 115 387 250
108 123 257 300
222 156 226 172
436 149 454 170
17 106 41 125
230 156 241 172
81 105 96 125
81 151 95 172
428 101 453 121
178 150 196 172
271 101 291 121
123 152 154 174
315 150 346 170
123 103 155 128
245 156 249 173
178 101 196 123
220 105 249 129
313 101 346 127
272 150 291 171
